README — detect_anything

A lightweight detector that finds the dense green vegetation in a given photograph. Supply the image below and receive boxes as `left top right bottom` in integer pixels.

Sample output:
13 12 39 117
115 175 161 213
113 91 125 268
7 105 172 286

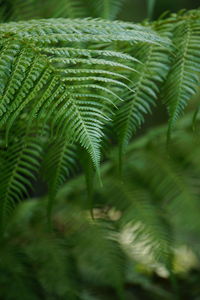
0 1 200 299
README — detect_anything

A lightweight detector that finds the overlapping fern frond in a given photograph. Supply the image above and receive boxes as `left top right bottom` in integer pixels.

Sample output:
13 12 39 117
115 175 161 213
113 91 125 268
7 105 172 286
0 19 162 157
0 8 200 229
0 127 44 232
115 9 200 153
162 10 200 138
0 2 200 299
0 17 166 222
114 22 172 154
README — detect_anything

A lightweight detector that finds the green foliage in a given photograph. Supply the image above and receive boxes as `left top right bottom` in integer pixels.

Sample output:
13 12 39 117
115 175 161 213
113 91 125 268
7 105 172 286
0 7 199 228
1 116 200 299
0 17 167 224
0 2 200 298
42 139 78 218
114 21 172 154
0 0 126 21
162 12 200 139
0 127 44 232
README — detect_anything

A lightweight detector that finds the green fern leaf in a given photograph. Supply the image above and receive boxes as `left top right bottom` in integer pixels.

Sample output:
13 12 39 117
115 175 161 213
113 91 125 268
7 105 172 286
114 24 171 155
0 130 43 232
42 139 78 218
163 18 200 139
0 18 164 169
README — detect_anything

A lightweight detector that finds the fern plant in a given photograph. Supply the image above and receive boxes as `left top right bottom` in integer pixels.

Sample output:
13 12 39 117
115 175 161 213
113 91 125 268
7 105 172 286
0 16 169 229
0 2 200 298
1 113 200 300
0 8 200 229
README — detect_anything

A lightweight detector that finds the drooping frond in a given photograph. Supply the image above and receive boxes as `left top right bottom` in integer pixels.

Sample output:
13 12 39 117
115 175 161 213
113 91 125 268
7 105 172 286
0 4 200 299
162 11 200 139
0 10 200 233
114 22 172 155
42 139 78 217
114 9 200 156
0 128 43 232
0 18 164 169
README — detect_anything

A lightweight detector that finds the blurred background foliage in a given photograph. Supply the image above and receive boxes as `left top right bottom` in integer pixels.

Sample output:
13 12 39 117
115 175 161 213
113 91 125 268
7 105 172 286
1 0 200 21
0 0 200 21
120 0 200 22
0 0 200 299
2 115 200 300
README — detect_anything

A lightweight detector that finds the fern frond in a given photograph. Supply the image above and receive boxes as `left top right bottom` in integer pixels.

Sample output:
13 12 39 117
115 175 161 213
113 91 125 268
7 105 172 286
0 5 200 299
0 18 164 170
163 17 200 139
53 96 104 170
0 129 43 232
0 18 166 44
42 139 78 218
114 23 171 155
